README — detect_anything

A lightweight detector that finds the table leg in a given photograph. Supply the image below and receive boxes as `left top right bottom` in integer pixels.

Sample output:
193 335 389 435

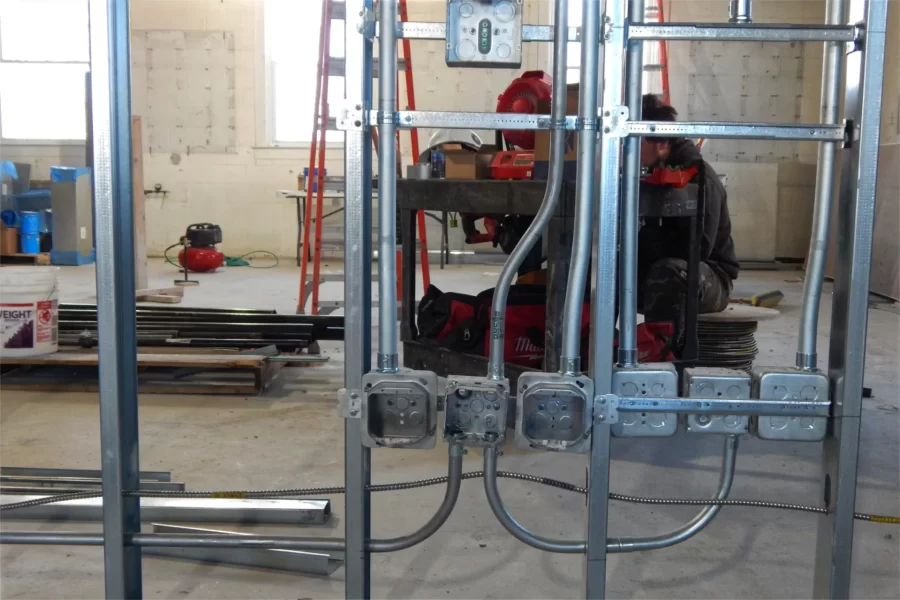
400 208 418 344
296 196 303 267
682 212 701 361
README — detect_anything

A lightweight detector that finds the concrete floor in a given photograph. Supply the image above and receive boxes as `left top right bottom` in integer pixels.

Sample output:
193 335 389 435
1 260 898 599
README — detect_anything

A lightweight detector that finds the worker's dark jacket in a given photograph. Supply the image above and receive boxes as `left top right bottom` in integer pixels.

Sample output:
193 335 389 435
638 139 739 290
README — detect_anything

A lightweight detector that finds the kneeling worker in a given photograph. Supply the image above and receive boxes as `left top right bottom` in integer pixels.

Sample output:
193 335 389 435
638 94 740 328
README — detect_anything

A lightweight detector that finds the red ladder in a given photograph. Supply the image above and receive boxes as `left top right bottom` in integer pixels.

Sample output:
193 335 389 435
297 0 431 315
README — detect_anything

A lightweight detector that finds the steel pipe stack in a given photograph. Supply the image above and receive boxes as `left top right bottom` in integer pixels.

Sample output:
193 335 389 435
56 303 344 352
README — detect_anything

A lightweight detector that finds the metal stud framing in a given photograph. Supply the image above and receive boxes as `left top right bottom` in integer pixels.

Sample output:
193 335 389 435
0 0 889 598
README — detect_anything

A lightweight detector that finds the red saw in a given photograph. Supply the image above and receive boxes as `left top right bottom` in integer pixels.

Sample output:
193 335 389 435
496 71 552 150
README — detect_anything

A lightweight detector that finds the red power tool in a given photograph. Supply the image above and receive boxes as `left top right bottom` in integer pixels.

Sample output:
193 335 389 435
642 165 698 187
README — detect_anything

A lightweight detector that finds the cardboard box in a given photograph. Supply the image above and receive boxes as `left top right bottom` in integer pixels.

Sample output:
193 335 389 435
533 83 580 164
444 144 495 180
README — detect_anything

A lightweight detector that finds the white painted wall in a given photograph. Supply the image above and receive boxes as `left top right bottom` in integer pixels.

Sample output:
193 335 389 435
3 0 842 262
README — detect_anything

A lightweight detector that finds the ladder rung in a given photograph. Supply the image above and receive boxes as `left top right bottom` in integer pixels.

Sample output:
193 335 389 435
643 64 665 71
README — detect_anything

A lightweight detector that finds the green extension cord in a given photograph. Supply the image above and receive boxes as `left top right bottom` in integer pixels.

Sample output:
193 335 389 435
223 251 279 268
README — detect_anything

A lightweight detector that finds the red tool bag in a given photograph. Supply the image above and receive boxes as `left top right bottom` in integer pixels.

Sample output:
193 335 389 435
417 286 675 367
475 285 550 368
416 285 482 353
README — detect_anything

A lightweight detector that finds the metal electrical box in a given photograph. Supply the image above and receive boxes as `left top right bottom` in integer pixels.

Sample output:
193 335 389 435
444 377 510 447
684 367 751 435
446 0 523 68
611 363 679 437
360 371 439 449
752 367 828 441
515 373 593 452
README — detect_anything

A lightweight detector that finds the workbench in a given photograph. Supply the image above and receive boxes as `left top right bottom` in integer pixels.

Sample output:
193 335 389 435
398 178 700 390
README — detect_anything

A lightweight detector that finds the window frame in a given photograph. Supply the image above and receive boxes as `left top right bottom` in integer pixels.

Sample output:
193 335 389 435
260 0 345 149
0 0 91 144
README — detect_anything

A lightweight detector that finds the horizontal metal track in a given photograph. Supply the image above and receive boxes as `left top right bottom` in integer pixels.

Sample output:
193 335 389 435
0 467 172 481
367 110 580 131
628 23 857 42
615 396 831 417
0 476 184 492
626 121 845 141
0 496 331 525
391 22 579 42
364 111 842 141
382 22 855 43
0 531 346 551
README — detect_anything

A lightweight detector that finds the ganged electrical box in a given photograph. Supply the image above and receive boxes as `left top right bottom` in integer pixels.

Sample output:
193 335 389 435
515 372 594 453
684 367 751 435
444 377 510 447
360 370 439 449
446 0 523 69
611 363 679 437
752 367 828 441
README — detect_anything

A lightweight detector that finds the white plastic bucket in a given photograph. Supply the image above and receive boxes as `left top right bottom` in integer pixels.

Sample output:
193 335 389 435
0 266 60 357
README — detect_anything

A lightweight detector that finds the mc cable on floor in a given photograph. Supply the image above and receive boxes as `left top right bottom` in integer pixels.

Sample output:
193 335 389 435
1 471 897 525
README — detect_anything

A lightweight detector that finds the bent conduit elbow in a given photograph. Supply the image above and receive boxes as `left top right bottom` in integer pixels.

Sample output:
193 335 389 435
607 435 739 553
368 443 464 552
486 0 569 381
483 446 585 553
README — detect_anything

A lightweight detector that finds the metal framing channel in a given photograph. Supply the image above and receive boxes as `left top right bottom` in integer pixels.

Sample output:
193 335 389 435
343 0 374 597
586 0 621 596
815 0 888 596
625 121 845 140
385 111 579 131
628 23 857 42
88 0 143 596
393 22 581 42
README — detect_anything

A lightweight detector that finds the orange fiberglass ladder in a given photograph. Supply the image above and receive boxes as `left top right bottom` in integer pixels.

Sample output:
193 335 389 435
297 0 431 315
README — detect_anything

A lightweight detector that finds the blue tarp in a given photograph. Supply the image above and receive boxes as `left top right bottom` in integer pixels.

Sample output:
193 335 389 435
1 161 18 179
50 166 91 182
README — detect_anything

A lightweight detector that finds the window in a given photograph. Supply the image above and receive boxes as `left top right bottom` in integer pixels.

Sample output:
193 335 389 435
566 2 582 83
0 0 90 141
565 2 665 96
265 0 344 145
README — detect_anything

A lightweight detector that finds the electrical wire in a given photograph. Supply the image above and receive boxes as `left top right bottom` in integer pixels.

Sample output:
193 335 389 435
1 471 896 524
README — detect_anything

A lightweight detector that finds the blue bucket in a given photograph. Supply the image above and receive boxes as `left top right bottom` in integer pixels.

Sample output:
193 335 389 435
19 211 40 234
20 232 40 254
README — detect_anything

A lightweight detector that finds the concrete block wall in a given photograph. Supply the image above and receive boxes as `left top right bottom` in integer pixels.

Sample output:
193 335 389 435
664 0 827 260
131 0 552 259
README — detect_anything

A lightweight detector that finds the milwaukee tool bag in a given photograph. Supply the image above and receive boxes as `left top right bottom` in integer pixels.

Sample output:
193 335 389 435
416 285 482 352
475 285 548 368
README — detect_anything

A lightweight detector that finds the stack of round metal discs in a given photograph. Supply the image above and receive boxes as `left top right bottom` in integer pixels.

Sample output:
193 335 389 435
696 320 759 371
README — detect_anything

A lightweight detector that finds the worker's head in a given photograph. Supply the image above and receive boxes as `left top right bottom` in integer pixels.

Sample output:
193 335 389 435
640 94 678 167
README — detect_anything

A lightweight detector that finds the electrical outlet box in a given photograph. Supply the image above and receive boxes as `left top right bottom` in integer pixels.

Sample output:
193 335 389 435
515 372 593 453
444 376 510 447
752 367 828 441
683 367 751 435
611 363 679 437
446 0 523 68
361 370 439 449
